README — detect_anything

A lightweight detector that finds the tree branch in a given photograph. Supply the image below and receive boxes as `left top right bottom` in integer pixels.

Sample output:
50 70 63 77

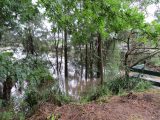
130 50 160 68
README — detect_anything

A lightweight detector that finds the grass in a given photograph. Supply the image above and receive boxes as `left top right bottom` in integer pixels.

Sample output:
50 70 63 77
0 107 25 120
150 56 160 66
81 77 152 102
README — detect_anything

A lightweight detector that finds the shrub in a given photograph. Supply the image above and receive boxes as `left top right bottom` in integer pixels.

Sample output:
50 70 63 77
0 110 25 120
0 111 14 120
82 77 152 102
134 80 152 92
107 77 152 94
25 82 71 108
107 77 136 94
81 85 111 102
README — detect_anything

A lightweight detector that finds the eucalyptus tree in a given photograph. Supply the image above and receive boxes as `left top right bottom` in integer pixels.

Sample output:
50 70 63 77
115 16 160 79
73 0 147 83
39 0 152 84
0 0 24 103
39 0 76 79
0 0 48 104
0 0 39 48
0 0 23 45
19 0 42 55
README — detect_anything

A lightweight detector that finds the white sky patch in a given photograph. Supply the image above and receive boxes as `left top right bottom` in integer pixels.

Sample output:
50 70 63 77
131 2 159 23
38 7 45 13
43 19 52 30
32 0 37 5
32 0 52 30
145 4 159 23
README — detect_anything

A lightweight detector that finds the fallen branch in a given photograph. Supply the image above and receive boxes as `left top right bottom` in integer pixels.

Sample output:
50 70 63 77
130 50 160 68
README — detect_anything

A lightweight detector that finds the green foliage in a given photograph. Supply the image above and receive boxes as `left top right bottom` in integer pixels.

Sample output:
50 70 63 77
0 111 14 120
47 114 55 120
107 77 152 94
0 52 15 81
1 1 160 118
25 88 40 107
134 80 152 92
0 51 53 85
105 41 121 81
0 0 20 28
150 56 160 66
27 64 53 86
25 82 71 108
82 77 152 102
13 55 53 87
0 111 25 120
34 40 50 53
106 77 151 94
81 85 111 102
39 0 147 45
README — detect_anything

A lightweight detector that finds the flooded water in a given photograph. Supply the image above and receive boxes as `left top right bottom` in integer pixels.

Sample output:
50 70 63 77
42 53 99 100
0 47 99 102
1 46 159 112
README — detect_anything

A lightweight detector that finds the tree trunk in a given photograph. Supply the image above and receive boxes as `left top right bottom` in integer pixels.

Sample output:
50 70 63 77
85 44 88 79
124 52 129 80
97 33 103 84
64 21 68 90
56 29 60 74
65 78 69 96
2 76 13 102
89 41 93 78
0 82 3 99
124 37 130 80
64 28 68 78
26 29 34 55
59 32 64 73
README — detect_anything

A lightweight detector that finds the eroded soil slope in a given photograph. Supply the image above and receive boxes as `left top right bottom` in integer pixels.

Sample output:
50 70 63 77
29 90 160 120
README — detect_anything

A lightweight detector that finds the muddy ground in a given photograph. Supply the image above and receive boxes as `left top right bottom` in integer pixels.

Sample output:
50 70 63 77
28 90 160 120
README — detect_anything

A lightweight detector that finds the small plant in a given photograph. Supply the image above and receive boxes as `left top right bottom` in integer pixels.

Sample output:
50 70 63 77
150 56 160 66
25 88 40 107
81 77 152 102
0 111 14 120
134 80 152 92
80 85 111 102
25 82 71 108
47 114 55 120
107 77 152 95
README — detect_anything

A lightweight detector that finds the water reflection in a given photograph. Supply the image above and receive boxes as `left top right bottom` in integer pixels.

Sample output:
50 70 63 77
45 54 99 100
0 47 99 101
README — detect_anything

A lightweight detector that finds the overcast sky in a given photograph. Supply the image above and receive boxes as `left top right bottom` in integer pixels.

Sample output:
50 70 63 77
145 4 159 22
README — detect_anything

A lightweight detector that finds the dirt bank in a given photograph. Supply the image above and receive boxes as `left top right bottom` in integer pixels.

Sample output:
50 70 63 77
28 90 160 120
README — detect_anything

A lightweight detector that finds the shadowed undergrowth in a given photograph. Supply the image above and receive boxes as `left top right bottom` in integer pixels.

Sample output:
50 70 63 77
80 77 152 102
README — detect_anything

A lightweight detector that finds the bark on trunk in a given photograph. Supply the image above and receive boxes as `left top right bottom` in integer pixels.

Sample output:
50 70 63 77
97 33 103 84
60 32 64 73
64 28 68 78
27 30 34 55
56 29 60 74
85 44 88 79
89 42 93 78
2 76 13 102
124 37 130 80
0 82 3 99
